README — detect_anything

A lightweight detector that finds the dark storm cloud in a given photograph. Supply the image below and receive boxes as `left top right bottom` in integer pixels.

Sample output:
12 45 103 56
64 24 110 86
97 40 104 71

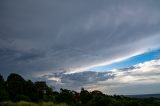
0 48 46 78
0 48 44 62
1 0 160 79
61 71 114 84
39 71 114 90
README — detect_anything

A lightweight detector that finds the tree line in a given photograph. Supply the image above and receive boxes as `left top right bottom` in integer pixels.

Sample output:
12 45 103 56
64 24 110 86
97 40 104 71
0 73 160 106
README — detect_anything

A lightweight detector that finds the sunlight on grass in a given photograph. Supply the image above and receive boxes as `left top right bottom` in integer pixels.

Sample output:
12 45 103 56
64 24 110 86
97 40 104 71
0 101 68 106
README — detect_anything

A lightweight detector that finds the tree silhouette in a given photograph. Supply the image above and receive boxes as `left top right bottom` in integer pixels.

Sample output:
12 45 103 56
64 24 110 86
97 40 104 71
0 73 160 106
0 74 9 101
6 73 26 101
80 88 92 104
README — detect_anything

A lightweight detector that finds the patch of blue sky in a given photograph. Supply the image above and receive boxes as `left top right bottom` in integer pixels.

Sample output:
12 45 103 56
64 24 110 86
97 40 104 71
90 49 160 72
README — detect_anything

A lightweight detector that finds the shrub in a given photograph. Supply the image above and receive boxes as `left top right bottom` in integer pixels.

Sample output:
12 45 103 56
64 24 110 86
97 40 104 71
14 95 31 102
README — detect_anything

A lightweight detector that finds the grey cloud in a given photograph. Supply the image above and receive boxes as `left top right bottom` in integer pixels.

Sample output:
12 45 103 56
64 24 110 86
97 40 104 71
39 71 114 90
119 66 140 72
0 0 160 82
61 71 114 84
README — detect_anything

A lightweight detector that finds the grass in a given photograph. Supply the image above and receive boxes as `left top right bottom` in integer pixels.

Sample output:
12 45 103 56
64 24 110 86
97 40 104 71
0 101 68 106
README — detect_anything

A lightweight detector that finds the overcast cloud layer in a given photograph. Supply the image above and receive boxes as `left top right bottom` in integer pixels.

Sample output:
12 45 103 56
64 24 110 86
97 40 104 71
0 0 160 94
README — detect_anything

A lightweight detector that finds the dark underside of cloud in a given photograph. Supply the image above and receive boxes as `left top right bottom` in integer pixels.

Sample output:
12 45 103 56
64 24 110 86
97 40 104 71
39 71 114 90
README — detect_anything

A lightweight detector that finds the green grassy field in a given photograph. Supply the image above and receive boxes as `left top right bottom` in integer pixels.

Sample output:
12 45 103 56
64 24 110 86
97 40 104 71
0 101 68 106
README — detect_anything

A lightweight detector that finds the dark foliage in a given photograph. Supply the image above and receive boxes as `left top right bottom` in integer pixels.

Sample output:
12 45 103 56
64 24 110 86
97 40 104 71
80 88 92 104
0 73 160 106
0 75 9 101
6 73 26 101
14 94 31 102
55 88 76 105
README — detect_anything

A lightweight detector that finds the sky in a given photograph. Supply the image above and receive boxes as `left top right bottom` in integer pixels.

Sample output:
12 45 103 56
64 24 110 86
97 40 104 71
0 0 160 95
89 49 160 72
